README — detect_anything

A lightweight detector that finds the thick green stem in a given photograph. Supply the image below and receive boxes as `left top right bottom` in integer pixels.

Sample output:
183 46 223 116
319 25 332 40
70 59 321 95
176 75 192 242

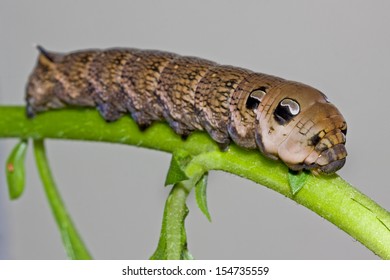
1 106 390 259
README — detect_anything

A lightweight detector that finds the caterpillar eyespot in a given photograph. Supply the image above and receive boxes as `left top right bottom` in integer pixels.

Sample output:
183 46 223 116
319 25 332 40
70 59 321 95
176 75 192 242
274 98 300 125
26 46 348 174
246 88 266 110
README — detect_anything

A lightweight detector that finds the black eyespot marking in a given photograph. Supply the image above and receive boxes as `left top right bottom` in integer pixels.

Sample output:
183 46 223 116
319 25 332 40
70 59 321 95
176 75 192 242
246 87 267 109
310 133 321 146
341 128 347 136
274 98 300 125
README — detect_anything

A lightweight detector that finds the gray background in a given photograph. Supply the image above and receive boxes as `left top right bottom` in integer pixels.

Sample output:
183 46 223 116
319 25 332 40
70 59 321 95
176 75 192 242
0 0 389 259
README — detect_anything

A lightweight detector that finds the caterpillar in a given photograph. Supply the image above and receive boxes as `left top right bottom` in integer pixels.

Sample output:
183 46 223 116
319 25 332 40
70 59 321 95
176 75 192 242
26 47 347 174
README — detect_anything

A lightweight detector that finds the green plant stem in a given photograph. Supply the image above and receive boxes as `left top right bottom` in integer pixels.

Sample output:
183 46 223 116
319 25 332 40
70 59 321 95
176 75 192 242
150 181 192 260
1 106 389 259
33 139 92 259
151 161 204 259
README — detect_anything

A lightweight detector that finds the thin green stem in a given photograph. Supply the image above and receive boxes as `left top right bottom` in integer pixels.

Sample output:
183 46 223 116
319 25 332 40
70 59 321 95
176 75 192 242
151 163 204 259
150 181 192 260
33 139 92 259
1 106 390 259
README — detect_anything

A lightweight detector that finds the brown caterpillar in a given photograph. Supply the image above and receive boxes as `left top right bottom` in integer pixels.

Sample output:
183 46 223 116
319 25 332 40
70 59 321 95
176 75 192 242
26 46 347 174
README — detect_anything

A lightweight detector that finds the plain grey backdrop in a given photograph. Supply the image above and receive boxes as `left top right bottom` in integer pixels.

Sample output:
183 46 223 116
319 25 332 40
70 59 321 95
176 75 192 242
0 0 389 259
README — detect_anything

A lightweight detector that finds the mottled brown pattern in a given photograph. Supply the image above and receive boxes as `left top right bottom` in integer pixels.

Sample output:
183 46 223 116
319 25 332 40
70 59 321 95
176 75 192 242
120 50 177 126
26 47 348 174
156 56 216 135
55 50 97 106
88 49 134 121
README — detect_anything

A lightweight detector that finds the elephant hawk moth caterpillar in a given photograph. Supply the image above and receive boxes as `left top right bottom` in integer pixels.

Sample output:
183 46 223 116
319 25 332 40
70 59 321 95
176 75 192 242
26 46 348 174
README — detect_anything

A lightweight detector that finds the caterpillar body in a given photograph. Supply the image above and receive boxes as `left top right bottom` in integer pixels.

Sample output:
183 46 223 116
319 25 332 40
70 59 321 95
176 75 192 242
26 47 347 174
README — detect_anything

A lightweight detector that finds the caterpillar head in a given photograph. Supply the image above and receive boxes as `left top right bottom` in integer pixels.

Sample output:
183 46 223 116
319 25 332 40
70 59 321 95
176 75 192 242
252 81 347 175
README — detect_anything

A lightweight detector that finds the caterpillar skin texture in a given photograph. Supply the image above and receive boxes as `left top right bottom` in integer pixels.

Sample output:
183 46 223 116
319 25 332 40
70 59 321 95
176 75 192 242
26 47 348 174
